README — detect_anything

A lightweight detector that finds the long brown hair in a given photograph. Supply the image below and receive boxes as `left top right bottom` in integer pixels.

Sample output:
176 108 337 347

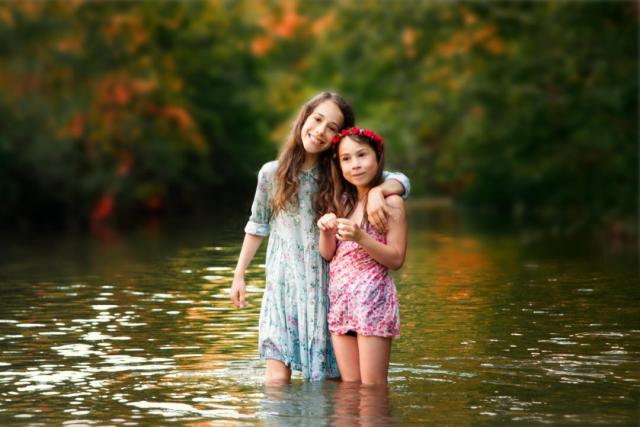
330 134 385 226
272 92 355 217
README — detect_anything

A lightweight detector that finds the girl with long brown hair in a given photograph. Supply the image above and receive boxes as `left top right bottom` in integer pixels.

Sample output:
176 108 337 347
230 92 409 383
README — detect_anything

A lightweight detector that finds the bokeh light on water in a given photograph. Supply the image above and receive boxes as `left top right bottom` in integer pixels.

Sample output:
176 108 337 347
0 206 638 425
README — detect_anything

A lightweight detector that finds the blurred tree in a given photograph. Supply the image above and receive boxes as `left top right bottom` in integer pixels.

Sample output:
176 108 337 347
432 2 637 233
0 0 636 236
0 0 271 228
271 0 637 234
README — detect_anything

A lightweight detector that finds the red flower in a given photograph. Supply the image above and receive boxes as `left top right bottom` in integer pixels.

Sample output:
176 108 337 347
331 127 384 154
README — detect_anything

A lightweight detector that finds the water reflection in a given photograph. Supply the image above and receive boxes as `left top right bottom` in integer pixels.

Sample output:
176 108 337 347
260 382 393 427
331 382 392 427
0 209 638 425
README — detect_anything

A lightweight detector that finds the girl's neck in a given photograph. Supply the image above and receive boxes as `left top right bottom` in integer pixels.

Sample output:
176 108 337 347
350 187 371 223
302 152 318 170
356 186 370 202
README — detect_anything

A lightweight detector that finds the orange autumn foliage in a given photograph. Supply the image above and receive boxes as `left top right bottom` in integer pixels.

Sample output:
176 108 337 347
130 79 157 95
102 13 148 52
147 105 206 150
116 151 134 177
461 6 477 26
97 76 157 108
57 35 83 54
98 77 132 107
0 8 14 27
14 0 41 18
437 32 472 57
273 0 304 38
311 13 335 36
486 38 505 55
156 106 194 132
437 25 505 58
251 0 307 56
145 195 163 211
68 113 85 139
403 27 416 59
251 35 274 56
91 192 115 222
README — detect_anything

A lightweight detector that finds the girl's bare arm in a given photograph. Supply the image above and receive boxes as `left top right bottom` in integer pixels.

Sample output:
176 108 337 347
368 173 409 231
230 233 264 308
318 213 338 261
339 195 407 270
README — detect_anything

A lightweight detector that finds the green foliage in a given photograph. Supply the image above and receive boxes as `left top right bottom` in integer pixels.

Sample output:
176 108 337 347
433 2 637 232
0 0 636 234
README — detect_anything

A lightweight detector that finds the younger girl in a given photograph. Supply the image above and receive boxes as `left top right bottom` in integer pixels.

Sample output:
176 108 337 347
230 93 409 383
318 127 407 385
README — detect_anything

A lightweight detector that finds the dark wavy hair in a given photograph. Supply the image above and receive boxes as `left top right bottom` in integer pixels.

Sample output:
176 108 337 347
272 92 355 219
330 133 385 226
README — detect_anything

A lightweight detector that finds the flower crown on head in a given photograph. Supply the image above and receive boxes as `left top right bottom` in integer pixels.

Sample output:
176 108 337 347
331 127 384 154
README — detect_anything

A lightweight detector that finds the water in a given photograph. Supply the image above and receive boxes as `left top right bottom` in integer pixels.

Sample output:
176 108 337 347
0 206 638 425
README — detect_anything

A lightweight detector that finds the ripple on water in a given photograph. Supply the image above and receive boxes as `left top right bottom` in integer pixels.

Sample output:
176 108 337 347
52 344 103 357
0 223 637 426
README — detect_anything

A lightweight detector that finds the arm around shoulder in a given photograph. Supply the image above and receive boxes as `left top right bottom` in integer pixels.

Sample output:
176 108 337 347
354 194 407 270
381 171 411 199
385 194 406 217
383 194 407 270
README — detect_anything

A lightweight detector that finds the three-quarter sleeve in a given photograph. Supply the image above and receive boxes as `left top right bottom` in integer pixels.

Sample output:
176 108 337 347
244 162 276 236
382 171 411 200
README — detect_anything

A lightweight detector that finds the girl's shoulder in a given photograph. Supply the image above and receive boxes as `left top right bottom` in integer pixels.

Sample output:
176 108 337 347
258 160 279 180
385 194 405 209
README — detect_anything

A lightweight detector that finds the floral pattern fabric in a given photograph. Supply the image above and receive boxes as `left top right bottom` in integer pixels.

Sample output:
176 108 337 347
245 160 409 380
328 224 400 338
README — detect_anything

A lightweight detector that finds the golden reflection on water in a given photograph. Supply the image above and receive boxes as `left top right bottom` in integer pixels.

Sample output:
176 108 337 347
393 229 492 426
0 212 638 425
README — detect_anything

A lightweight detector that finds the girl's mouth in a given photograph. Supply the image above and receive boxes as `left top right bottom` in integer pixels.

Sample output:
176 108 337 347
309 134 324 145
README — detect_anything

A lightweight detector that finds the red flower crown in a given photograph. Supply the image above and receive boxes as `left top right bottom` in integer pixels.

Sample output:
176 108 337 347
331 127 384 154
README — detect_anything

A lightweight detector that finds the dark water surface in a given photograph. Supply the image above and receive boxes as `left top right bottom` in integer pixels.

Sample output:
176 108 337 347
1 205 638 425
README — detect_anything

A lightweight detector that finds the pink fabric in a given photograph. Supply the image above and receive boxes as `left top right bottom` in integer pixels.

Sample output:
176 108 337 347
328 225 400 338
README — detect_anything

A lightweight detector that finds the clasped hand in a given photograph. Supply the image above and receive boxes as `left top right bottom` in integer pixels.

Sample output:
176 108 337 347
317 213 361 242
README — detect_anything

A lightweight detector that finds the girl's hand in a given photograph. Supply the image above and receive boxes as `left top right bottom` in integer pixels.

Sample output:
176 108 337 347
230 276 247 308
336 218 362 242
366 187 390 233
317 213 338 232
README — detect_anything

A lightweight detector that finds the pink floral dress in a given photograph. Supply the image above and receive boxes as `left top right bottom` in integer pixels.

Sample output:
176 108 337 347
328 224 400 338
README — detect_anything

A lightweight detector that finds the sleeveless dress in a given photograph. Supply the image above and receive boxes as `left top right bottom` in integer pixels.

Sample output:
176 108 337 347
328 223 400 338
245 161 409 380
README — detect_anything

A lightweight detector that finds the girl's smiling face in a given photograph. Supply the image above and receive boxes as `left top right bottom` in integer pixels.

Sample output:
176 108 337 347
301 100 343 155
338 136 380 189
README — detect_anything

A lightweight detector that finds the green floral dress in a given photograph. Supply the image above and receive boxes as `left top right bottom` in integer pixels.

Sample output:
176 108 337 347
245 160 409 381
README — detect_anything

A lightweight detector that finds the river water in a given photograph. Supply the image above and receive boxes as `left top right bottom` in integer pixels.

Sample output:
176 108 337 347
0 204 638 425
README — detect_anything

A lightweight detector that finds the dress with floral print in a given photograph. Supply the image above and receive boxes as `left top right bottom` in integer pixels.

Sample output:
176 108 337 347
245 161 337 380
328 223 400 338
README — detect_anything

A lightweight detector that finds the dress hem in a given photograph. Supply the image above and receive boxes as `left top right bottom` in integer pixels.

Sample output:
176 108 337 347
329 328 400 339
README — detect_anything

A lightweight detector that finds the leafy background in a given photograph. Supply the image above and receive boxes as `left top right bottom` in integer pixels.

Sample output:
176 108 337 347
0 0 636 236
